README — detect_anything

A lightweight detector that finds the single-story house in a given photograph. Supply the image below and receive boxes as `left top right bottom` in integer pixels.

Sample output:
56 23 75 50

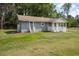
17 15 67 33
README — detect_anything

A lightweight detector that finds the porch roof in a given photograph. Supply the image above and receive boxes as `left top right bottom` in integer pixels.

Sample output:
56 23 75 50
17 15 67 23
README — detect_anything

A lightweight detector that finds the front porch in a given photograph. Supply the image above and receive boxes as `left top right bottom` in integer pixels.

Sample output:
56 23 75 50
47 22 67 32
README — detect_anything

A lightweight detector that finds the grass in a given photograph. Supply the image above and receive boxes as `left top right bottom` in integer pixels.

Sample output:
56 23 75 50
0 28 79 56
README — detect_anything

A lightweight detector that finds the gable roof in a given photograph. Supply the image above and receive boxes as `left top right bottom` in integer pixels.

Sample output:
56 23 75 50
17 15 67 23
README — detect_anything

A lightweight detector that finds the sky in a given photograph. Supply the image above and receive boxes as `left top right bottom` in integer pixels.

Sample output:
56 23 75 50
55 3 79 17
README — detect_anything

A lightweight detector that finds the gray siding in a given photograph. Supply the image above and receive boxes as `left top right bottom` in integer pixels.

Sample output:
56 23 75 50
17 21 67 33
17 22 21 32
34 22 49 32
34 22 42 32
21 22 29 32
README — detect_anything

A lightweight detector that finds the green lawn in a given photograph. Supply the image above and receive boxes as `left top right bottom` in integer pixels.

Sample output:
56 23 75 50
0 28 79 56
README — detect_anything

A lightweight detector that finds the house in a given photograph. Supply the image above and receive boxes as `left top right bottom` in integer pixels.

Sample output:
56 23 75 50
17 15 67 33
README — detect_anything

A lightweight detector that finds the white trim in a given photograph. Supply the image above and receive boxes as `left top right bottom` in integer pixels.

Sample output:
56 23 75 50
33 22 35 32
56 23 58 32
29 22 31 33
52 23 54 31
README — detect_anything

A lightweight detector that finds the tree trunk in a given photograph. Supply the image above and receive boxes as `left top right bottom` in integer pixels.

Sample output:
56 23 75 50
1 16 3 29
1 12 5 29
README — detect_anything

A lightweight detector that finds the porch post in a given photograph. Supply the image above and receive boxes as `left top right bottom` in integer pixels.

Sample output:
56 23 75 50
29 21 31 32
54 23 56 32
59 23 61 32
56 23 59 32
64 23 67 32
60 23 62 31
65 23 67 27
62 23 65 32
52 23 54 31
33 22 35 32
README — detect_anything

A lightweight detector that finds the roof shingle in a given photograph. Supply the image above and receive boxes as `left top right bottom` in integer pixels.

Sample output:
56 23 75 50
17 15 66 23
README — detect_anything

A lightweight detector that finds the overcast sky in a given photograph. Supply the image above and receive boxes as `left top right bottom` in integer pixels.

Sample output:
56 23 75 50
55 3 79 17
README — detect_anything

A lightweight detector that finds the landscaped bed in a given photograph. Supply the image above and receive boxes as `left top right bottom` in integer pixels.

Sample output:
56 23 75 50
0 28 79 56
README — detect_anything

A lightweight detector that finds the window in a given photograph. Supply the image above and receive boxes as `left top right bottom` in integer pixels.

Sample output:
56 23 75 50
30 22 33 24
42 23 44 25
48 23 52 26
63 23 66 27
61 23 65 27
54 23 56 27
59 23 62 26
41 23 45 26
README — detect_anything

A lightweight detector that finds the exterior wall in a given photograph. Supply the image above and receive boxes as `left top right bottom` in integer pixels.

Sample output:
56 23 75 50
34 22 42 32
47 26 52 31
47 24 52 31
30 22 34 32
52 23 67 32
52 23 56 32
54 23 60 32
17 22 21 32
41 22 48 31
33 22 49 32
60 26 67 32
17 21 67 33
47 23 67 32
47 23 57 32
20 21 29 32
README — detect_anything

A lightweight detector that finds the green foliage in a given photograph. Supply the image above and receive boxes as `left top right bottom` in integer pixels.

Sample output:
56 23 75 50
62 3 78 27
4 4 17 29
50 10 62 18
5 12 17 29
62 3 71 17
0 3 59 28
0 3 78 28
66 15 77 27
17 3 55 17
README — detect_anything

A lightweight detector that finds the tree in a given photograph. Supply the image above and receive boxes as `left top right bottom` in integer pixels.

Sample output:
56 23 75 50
75 15 79 23
67 15 77 27
51 10 62 18
17 3 55 17
62 3 72 18
75 15 79 27
5 3 18 29
0 3 18 29
0 4 8 29
0 3 60 29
